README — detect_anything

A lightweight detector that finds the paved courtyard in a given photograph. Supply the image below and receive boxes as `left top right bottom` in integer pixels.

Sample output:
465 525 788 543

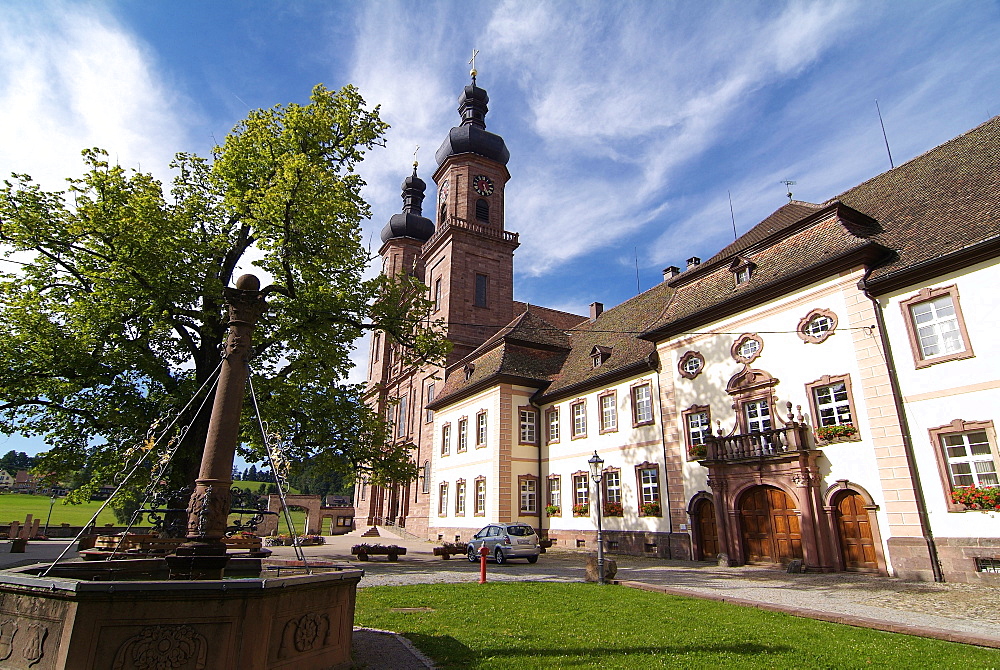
4 533 998 668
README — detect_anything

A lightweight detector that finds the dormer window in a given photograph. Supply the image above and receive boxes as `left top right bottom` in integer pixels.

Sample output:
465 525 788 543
730 257 754 285
464 363 475 381
591 346 612 368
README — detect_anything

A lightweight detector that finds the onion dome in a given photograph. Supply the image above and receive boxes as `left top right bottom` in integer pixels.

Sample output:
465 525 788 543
380 164 435 243
435 77 510 166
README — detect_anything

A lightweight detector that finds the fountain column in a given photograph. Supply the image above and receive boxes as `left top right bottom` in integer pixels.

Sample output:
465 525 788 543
168 273 267 580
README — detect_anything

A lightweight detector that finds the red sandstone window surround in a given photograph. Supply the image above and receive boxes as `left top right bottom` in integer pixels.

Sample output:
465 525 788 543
519 406 538 445
598 391 618 434
928 419 998 512
682 404 712 460
571 400 587 439
475 477 486 515
631 382 654 426
804 374 859 441
900 285 975 369
797 308 838 344
519 474 539 513
546 408 561 444
731 333 764 365
677 351 705 380
476 410 488 447
455 479 466 516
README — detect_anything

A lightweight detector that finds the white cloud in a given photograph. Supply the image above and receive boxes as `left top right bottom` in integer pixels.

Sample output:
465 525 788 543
0 3 189 191
485 0 860 276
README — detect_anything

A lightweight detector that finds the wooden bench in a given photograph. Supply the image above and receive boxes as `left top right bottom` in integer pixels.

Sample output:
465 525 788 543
433 542 468 560
81 534 270 560
351 544 406 561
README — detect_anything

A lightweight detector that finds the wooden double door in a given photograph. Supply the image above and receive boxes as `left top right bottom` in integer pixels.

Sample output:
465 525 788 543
834 492 878 571
694 499 719 560
739 486 803 564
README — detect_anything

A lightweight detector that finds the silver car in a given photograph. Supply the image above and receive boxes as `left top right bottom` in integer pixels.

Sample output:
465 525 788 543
466 523 541 564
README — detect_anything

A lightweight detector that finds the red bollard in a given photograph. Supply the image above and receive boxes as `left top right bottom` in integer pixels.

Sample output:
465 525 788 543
479 543 488 584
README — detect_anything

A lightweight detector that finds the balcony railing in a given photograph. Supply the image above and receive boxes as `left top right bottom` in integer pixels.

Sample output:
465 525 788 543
425 216 519 248
705 424 809 462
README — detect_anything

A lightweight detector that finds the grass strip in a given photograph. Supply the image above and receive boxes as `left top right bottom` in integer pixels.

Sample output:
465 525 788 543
355 582 1000 669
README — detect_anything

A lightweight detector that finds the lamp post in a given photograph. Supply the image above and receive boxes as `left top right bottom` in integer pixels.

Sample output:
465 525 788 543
588 450 605 585
43 492 56 537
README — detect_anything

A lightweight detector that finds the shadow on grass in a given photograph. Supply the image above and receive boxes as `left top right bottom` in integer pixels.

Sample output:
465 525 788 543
404 633 792 668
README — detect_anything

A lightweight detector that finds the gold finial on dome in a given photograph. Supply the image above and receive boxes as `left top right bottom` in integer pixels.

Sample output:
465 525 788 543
413 145 420 170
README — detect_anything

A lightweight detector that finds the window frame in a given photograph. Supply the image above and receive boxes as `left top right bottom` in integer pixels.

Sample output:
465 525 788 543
573 473 590 506
546 408 561 444
474 476 486 516
458 417 468 453
441 422 451 456
396 395 408 437
900 285 975 369
433 277 442 312
547 475 561 512
571 400 587 439
476 410 488 448
928 419 998 512
682 404 712 460
731 333 764 364
631 382 654 426
519 474 538 513
455 478 466 516
797 308 839 344
519 406 539 445
421 460 430 494
425 382 435 423
598 390 618 434
635 462 661 514
805 374 859 439
603 468 622 505
677 351 705 380
438 481 449 516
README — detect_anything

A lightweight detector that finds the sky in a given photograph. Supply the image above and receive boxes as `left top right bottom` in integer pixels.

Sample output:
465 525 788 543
2 0 999 458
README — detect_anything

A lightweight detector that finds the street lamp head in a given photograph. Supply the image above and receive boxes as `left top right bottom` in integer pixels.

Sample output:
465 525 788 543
588 450 604 483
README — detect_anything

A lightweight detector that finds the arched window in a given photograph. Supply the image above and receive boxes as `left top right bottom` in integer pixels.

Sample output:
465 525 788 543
475 198 489 222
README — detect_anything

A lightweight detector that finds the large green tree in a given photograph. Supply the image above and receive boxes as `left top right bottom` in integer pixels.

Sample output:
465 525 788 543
0 84 446 514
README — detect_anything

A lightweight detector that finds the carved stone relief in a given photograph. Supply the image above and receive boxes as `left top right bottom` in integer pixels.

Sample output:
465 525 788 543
112 624 207 670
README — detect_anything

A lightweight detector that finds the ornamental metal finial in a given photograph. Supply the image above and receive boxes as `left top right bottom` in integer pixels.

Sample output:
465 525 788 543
469 49 479 81
412 145 420 170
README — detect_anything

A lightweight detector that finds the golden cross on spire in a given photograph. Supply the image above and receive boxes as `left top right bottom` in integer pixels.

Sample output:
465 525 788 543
469 49 479 79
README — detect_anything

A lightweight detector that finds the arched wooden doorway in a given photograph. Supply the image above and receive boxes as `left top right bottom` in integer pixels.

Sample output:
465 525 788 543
739 486 803 564
693 498 719 560
833 491 878 572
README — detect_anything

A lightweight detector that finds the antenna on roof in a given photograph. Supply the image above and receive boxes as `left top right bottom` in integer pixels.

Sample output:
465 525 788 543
780 180 796 202
728 190 737 241
634 247 640 295
875 99 895 169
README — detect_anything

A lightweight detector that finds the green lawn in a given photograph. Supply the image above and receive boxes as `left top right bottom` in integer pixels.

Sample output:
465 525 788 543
1 493 120 527
355 582 1000 669
2 491 307 534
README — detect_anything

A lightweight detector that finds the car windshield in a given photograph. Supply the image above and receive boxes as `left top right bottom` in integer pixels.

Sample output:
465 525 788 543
506 525 535 537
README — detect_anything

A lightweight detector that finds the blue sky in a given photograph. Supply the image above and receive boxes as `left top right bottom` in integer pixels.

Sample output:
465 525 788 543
3 0 1000 457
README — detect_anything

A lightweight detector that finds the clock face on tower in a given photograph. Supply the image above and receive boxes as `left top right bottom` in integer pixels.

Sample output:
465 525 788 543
472 175 495 196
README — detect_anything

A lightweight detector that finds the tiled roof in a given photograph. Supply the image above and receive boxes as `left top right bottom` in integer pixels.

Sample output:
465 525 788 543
538 281 673 401
643 115 1000 338
512 301 588 330
832 115 1000 282
700 202 825 268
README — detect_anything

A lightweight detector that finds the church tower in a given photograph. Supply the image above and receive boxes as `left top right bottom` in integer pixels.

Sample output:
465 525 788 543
426 70 519 364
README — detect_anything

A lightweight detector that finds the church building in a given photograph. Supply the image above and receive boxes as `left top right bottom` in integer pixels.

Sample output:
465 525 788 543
355 73 1000 583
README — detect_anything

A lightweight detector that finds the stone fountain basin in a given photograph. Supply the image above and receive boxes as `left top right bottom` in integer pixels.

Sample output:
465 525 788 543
0 559 364 670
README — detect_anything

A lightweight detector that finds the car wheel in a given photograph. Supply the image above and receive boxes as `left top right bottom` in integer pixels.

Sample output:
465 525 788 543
468 546 479 562
494 547 506 565
527 555 538 564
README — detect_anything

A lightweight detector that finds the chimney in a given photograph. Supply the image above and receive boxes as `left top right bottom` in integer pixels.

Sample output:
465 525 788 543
589 302 604 321
686 256 701 270
663 265 680 281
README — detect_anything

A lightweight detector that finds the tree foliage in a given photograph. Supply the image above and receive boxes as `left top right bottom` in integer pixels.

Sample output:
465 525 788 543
0 84 447 512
